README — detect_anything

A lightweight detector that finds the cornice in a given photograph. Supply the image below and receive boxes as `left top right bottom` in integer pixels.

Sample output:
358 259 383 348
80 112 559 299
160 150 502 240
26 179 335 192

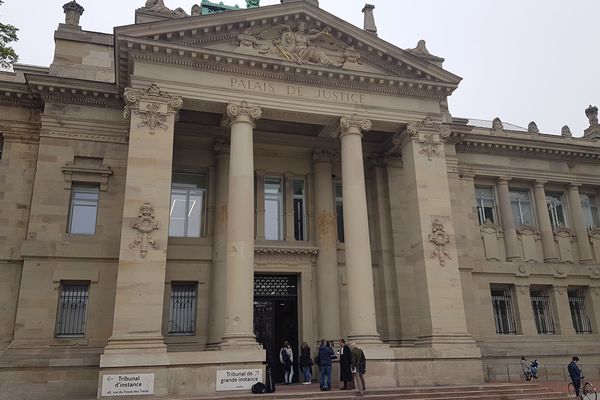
26 75 123 109
0 81 42 109
254 243 319 255
0 119 41 143
41 115 128 144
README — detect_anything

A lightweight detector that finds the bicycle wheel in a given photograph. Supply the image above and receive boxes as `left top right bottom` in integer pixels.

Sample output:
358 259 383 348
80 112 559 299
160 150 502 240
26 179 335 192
582 382 597 400
569 382 577 397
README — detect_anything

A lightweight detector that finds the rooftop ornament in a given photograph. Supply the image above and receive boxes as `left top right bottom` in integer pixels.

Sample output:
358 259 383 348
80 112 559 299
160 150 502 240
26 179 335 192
561 125 572 138
527 121 539 134
62 0 84 26
586 105 599 126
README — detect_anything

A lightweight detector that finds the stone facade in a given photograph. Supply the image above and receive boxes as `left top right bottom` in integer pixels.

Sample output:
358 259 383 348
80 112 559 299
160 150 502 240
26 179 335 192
1 1 600 399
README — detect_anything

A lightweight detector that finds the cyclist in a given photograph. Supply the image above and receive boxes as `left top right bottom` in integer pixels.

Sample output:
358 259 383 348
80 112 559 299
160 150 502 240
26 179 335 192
568 356 582 397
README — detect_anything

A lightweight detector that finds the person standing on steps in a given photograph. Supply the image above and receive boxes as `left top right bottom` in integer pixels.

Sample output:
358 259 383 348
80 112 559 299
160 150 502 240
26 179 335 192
351 342 367 396
299 342 313 384
520 356 531 381
339 338 353 390
317 339 336 391
279 341 293 384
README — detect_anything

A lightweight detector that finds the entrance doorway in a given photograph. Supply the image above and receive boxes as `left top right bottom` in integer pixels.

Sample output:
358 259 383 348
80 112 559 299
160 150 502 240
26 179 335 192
253 275 299 384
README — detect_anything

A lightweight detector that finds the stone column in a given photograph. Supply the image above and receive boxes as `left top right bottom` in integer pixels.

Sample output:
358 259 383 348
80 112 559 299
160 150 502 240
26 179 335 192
312 149 341 341
338 115 381 343
496 177 521 261
221 101 262 348
104 84 182 352
551 285 576 335
533 181 558 262
206 141 230 349
514 284 538 335
284 172 295 241
567 184 594 263
255 170 265 240
368 156 402 345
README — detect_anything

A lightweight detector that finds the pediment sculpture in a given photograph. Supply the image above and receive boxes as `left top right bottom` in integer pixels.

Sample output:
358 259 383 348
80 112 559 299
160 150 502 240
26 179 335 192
234 22 351 68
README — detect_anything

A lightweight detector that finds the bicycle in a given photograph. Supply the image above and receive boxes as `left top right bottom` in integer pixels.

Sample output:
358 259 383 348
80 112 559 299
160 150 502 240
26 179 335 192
568 377 597 400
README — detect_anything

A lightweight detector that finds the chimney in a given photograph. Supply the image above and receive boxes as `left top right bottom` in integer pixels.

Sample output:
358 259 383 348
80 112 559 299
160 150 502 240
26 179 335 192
280 0 319 6
362 4 377 36
63 0 85 27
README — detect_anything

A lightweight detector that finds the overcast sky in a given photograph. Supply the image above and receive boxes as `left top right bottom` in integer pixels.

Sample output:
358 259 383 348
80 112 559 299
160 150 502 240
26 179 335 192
2 0 598 136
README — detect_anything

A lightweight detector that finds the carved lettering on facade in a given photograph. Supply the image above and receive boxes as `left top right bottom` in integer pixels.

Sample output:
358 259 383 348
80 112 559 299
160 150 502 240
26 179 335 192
407 117 451 161
129 202 160 258
228 77 366 105
123 83 183 134
429 219 451 266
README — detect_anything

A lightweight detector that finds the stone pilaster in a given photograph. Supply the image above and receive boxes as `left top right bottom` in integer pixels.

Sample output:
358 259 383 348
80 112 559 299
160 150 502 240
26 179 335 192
368 155 402 345
567 184 594 263
551 285 576 336
338 115 381 344
398 117 477 348
514 284 538 335
221 101 262 348
206 141 230 349
312 149 341 341
533 181 558 262
104 84 182 352
497 177 521 261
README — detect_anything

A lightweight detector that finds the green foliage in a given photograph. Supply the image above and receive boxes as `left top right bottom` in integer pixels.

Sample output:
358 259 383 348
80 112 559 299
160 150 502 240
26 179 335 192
0 0 19 69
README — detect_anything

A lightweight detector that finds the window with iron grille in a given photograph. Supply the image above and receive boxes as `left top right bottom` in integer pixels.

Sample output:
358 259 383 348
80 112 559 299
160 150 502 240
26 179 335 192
68 186 100 235
568 288 592 334
334 181 344 242
55 283 89 337
475 187 498 224
168 283 197 335
530 288 555 334
491 287 517 334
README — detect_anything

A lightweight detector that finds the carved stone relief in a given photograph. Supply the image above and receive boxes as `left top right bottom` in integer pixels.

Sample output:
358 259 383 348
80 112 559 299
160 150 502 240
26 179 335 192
516 224 541 262
406 117 450 161
429 219 451 266
129 202 160 258
553 227 575 263
480 221 503 261
123 83 183 134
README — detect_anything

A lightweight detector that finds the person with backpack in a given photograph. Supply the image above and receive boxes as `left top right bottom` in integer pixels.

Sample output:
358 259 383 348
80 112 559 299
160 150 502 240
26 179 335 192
279 341 294 384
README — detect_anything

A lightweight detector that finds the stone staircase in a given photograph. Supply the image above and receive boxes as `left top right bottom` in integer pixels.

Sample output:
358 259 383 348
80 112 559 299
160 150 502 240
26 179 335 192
183 383 571 400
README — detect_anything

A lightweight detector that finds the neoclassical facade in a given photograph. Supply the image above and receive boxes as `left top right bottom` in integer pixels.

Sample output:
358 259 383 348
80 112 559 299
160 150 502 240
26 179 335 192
1 0 600 398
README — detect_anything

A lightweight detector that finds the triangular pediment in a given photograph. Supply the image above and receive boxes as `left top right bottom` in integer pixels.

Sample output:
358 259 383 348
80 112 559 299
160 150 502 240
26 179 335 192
115 2 461 95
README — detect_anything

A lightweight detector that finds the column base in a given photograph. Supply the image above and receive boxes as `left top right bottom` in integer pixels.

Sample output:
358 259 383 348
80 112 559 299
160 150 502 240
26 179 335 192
544 257 559 263
103 336 167 354
220 333 262 350
415 333 478 348
348 332 383 345
506 256 522 262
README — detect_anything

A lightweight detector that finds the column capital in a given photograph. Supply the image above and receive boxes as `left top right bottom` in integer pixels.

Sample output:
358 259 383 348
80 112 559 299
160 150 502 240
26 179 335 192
312 148 338 163
568 183 582 191
534 180 547 188
339 114 372 137
497 176 511 185
123 83 183 134
226 100 262 124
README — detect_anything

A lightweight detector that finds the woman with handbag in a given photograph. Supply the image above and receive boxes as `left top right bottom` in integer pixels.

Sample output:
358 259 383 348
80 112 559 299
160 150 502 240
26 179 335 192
299 342 313 384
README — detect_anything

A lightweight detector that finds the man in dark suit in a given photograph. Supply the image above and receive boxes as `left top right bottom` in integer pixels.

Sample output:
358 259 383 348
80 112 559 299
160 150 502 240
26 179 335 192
339 339 352 390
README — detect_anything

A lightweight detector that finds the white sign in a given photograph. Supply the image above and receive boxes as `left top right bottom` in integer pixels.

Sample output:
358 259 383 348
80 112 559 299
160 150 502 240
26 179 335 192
216 369 263 391
101 374 155 397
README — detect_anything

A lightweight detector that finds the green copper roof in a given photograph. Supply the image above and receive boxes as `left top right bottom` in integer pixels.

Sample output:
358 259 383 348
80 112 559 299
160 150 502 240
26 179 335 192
199 0 259 15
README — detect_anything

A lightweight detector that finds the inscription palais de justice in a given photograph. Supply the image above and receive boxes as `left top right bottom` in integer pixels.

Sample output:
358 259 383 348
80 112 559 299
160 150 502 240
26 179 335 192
229 77 366 105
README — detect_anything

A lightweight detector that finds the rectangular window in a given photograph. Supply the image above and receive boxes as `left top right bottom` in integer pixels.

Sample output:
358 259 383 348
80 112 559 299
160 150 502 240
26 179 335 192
475 187 498 224
491 286 517 334
568 288 592 334
334 181 344 243
169 172 207 237
510 189 534 227
265 176 284 240
546 192 567 229
55 283 89 337
581 194 600 230
168 283 197 335
293 178 306 241
68 186 99 235
530 288 555 334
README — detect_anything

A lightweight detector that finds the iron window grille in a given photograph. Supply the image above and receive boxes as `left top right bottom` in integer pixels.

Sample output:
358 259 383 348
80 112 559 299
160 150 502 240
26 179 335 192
68 186 100 235
168 284 197 335
475 187 498 224
491 287 517 334
55 283 89 337
530 288 555 334
254 275 298 298
568 288 592 334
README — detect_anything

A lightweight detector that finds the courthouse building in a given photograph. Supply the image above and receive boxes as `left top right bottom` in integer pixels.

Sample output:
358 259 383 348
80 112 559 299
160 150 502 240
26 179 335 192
1 0 600 398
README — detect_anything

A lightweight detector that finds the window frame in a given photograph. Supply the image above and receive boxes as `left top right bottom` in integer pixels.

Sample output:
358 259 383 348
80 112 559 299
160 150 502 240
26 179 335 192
168 282 198 336
490 285 517 335
55 281 90 338
264 175 284 241
568 288 593 334
293 177 307 241
580 193 600 230
530 287 556 335
475 186 498 225
68 185 100 235
169 171 208 238
334 180 344 243
509 189 535 227
545 191 568 229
